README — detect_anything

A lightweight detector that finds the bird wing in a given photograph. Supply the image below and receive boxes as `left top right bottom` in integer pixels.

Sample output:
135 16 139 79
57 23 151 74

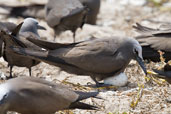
19 32 42 49
48 38 125 74
133 23 171 52
133 23 171 37
61 6 86 20
137 36 171 52
27 37 81 50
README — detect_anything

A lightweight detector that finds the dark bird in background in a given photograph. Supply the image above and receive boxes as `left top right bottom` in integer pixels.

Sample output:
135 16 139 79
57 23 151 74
4 4 45 19
0 76 99 114
79 0 100 25
0 2 45 19
153 62 171 84
0 18 46 79
11 36 147 87
133 23 171 62
45 0 88 42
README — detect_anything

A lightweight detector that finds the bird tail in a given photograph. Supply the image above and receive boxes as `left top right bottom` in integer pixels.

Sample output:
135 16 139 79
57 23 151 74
27 37 79 50
133 23 158 38
133 23 157 33
68 91 100 110
75 91 101 101
69 101 98 110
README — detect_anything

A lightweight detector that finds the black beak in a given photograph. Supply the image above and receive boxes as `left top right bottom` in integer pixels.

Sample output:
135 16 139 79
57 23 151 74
37 25 46 30
136 55 147 75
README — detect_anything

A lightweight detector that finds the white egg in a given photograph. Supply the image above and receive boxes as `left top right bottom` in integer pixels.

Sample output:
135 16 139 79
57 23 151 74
104 73 128 86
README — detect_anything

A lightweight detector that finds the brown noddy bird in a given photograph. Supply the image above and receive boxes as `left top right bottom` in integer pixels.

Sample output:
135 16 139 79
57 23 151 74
152 62 171 84
45 0 88 42
0 76 98 114
133 23 171 62
79 0 100 25
0 18 46 78
10 36 147 87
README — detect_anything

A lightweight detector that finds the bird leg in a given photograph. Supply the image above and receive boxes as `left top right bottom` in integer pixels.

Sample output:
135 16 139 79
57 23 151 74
73 32 76 43
53 34 56 41
8 66 13 79
53 30 57 41
90 76 100 86
29 67 32 76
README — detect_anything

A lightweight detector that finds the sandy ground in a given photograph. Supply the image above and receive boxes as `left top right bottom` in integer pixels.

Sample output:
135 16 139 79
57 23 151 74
0 0 171 114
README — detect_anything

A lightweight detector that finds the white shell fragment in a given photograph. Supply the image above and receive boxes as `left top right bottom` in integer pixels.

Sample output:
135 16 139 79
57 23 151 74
104 73 128 86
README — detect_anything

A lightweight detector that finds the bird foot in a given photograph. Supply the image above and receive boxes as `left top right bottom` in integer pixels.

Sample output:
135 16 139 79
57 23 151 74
96 83 113 87
86 82 117 90
6 76 13 80
6 74 17 80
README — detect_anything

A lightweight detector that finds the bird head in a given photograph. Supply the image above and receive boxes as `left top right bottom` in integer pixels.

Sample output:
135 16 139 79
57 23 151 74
131 38 147 75
19 18 46 36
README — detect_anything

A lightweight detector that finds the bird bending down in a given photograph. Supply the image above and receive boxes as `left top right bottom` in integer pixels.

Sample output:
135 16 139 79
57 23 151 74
11 36 147 87
0 18 46 79
0 76 99 114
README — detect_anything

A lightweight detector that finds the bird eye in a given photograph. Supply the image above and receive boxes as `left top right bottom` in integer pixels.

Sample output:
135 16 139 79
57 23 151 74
3 94 8 99
2 94 8 101
134 49 138 55
0 94 8 105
